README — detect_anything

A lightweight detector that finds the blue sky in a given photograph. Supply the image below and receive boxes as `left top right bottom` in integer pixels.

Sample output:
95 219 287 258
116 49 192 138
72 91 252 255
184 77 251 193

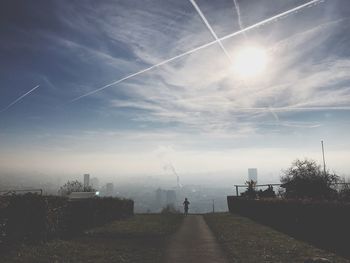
1 0 350 181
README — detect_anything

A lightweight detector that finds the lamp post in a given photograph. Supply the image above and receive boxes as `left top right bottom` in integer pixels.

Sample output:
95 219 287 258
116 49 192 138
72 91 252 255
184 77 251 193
321 140 326 174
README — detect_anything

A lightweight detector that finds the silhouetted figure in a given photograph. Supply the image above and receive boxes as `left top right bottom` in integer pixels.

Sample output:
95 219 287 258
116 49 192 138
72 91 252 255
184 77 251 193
183 198 190 216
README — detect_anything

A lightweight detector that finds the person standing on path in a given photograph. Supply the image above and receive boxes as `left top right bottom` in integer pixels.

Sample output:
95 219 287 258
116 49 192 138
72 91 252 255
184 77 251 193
183 198 190 216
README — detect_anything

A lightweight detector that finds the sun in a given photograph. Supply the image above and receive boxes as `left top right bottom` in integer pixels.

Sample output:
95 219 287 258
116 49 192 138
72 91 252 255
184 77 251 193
232 46 268 78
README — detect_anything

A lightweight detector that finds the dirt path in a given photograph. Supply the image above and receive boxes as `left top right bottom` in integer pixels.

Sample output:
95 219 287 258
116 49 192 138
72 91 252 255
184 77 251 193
165 215 229 263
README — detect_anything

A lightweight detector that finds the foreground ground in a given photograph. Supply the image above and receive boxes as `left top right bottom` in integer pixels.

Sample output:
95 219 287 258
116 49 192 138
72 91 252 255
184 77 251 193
2 213 349 263
204 213 350 263
2 214 183 263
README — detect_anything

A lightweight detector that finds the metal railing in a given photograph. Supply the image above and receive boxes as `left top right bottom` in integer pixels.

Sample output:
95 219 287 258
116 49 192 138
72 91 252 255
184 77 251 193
233 184 281 196
234 182 350 196
0 189 43 196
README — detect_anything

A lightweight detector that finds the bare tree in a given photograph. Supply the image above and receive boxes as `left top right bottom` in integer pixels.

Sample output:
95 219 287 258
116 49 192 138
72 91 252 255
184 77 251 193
241 180 258 199
281 159 338 200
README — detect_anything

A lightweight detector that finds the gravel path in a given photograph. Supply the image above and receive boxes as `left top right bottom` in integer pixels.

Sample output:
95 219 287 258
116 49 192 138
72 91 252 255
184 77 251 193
165 215 229 263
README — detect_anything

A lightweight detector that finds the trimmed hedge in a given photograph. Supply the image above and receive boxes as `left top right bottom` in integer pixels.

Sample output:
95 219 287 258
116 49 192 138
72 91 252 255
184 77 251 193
0 194 133 243
63 197 134 236
227 196 350 258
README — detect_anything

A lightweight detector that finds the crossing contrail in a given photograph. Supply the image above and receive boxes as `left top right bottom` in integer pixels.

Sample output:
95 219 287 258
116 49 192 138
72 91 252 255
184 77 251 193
233 0 245 31
0 85 40 113
219 0 323 42
230 106 350 112
189 0 232 63
71 0 324 102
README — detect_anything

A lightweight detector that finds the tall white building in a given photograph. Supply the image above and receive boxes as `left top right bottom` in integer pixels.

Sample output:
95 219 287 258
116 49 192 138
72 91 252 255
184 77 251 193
84 174 90 188
90 177 99 189
248 168 258 183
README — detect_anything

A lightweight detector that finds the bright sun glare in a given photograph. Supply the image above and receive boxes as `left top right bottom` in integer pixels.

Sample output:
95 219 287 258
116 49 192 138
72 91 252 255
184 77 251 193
232 46 268 78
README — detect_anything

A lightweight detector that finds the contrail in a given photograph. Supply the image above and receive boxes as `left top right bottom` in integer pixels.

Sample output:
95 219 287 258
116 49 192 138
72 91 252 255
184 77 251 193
220 0 323 42
232 0 245 31
268 106 280 122
230 106 350 112
71 0 324 102
0 85 40 113
189 0 232 63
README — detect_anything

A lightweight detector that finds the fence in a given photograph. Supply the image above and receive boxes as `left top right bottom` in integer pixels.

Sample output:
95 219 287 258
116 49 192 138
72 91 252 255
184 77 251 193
0 189 43 196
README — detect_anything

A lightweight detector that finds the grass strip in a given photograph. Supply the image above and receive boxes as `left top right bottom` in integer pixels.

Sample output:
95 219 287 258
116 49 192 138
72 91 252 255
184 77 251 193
2 214 183 263
204 213 349 263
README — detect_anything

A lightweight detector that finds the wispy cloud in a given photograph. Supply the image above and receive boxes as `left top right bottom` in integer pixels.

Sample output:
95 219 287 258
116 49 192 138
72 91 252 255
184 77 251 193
104 8 349 134
70 0 324 103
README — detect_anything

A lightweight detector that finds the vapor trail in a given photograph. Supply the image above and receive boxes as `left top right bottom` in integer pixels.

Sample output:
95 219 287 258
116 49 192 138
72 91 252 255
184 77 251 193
268 107 280 121
231 106 350 112
220 0 322 42
0 85 40 113
189 0 232 63
232 0 245 31
71 0 323 102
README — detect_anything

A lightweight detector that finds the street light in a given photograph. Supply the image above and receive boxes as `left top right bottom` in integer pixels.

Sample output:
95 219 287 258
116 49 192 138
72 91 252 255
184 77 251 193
321 140 326 174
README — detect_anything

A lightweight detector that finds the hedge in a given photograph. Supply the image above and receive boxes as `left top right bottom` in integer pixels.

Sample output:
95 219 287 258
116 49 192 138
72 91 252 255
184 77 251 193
227 196 350 258
63 197 134 236
0 193 133 243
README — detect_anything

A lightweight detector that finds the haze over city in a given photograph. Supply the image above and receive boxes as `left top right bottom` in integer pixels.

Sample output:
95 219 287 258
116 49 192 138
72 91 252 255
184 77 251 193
1 0 350 185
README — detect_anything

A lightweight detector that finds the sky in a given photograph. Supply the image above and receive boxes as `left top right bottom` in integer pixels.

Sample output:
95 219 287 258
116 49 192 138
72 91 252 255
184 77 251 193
0 0 350 184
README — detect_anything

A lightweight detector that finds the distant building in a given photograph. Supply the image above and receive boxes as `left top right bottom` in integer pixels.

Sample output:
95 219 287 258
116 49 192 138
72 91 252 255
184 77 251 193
156 188 166 207
84 174 90 188
155 188 176 207
166 190 176 206
90 177 99 189
106 183 114 196
248 168 258 183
